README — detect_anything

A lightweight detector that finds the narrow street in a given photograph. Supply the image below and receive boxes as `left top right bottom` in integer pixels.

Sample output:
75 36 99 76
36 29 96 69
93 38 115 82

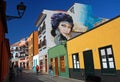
13 70 84 82
14 70 43 82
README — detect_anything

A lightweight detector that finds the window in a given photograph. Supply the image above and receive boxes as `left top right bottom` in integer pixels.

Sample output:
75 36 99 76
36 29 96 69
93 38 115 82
60 56 65 72
38 27 42 35
38 40 42 49
42 36 46 46
38 13 47 27
15 47 19 51
38 14 47 35
70 7 74 13
99 45 116 74
50 58 53 68
15 53 18 57
72 53 80 69
41 21 46 32
11 53 13 58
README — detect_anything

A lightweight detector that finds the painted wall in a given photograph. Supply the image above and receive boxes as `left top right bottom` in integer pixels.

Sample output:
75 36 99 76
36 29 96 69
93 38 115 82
33 55 39 71
35 2 107 75
67 16 120 82
0 1 10 82
68 3 105 31
37 3 100 47
28 32 34 69
33 31 38 56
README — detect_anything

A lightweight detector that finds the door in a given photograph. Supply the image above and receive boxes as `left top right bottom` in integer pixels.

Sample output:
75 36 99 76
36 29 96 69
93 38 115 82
45 59 47 72
45 55 47 72
39 60 43 73
83 50 94 78
55 57 59 76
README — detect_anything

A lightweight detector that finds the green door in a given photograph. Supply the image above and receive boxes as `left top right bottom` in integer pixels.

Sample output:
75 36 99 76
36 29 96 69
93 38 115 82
83 50 94 78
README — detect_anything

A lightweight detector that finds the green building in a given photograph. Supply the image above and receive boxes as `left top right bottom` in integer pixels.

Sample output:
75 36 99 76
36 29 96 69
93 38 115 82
48 43 69 77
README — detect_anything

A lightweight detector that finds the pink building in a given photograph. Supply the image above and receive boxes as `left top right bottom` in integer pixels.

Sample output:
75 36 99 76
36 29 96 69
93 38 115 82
10 38 29 69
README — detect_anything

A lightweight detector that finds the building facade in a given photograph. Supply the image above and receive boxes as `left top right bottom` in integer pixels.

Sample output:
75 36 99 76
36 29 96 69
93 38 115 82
67 16 120 82
36 10 54 73
0 1 10 82
48 43 69 77
10 38 29 69
35 3 106 74
67 3 107 31
28 31 38 70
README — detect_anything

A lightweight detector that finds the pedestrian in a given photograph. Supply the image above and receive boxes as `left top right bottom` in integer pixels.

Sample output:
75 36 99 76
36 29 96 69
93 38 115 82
19 64 23 75
16 66 19 75
9 64 15 82
36 65 39 75
14 64 18 76
49 64 54 78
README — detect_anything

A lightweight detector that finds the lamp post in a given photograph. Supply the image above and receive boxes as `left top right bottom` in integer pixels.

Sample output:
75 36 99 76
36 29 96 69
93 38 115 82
6 2 26 21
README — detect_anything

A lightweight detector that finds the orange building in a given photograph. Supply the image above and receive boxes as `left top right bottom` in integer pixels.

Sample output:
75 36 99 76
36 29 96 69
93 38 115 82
28 31 38 69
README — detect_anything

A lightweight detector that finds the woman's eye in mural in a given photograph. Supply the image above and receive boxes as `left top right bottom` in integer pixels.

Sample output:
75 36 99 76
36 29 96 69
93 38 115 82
61 23 66 27
61 23 71 29
59 21 72 29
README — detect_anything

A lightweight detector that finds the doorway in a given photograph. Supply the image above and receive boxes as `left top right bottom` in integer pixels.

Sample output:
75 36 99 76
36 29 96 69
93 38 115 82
55 57 59 76
83 50 94 79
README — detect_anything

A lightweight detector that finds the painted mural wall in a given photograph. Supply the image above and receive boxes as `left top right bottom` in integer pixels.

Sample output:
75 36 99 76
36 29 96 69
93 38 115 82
36 2 107 74
39 3 105 47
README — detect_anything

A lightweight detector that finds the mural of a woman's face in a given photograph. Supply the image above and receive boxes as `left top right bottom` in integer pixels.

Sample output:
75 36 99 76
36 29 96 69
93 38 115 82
58 21 72 39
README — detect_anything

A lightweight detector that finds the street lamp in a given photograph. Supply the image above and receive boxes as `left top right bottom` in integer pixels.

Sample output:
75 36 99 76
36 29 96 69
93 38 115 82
6 2 26 21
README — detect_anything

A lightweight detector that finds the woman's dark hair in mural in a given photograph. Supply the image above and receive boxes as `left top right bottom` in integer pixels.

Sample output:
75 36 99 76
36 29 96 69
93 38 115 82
51 13 74 44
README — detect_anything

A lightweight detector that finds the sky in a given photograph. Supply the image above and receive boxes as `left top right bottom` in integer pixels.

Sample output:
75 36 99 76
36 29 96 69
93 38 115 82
6 0 120 45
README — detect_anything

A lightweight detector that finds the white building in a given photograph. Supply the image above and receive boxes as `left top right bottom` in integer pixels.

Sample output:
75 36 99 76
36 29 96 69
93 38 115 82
35 10 62 73
10 38 29 69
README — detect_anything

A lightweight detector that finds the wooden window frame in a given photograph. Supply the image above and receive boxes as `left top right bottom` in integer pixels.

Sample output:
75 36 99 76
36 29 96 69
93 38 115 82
98 45 116 75
72 53 80 70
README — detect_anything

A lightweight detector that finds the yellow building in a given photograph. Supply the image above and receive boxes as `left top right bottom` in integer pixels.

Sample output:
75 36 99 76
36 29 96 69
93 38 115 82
67 15 120 82
28 31 38 69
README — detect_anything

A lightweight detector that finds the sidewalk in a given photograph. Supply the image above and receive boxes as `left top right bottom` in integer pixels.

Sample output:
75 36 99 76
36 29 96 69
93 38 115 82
24 70 85 82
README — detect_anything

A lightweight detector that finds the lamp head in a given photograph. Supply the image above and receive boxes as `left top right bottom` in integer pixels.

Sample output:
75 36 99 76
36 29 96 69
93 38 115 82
17 2 26 17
